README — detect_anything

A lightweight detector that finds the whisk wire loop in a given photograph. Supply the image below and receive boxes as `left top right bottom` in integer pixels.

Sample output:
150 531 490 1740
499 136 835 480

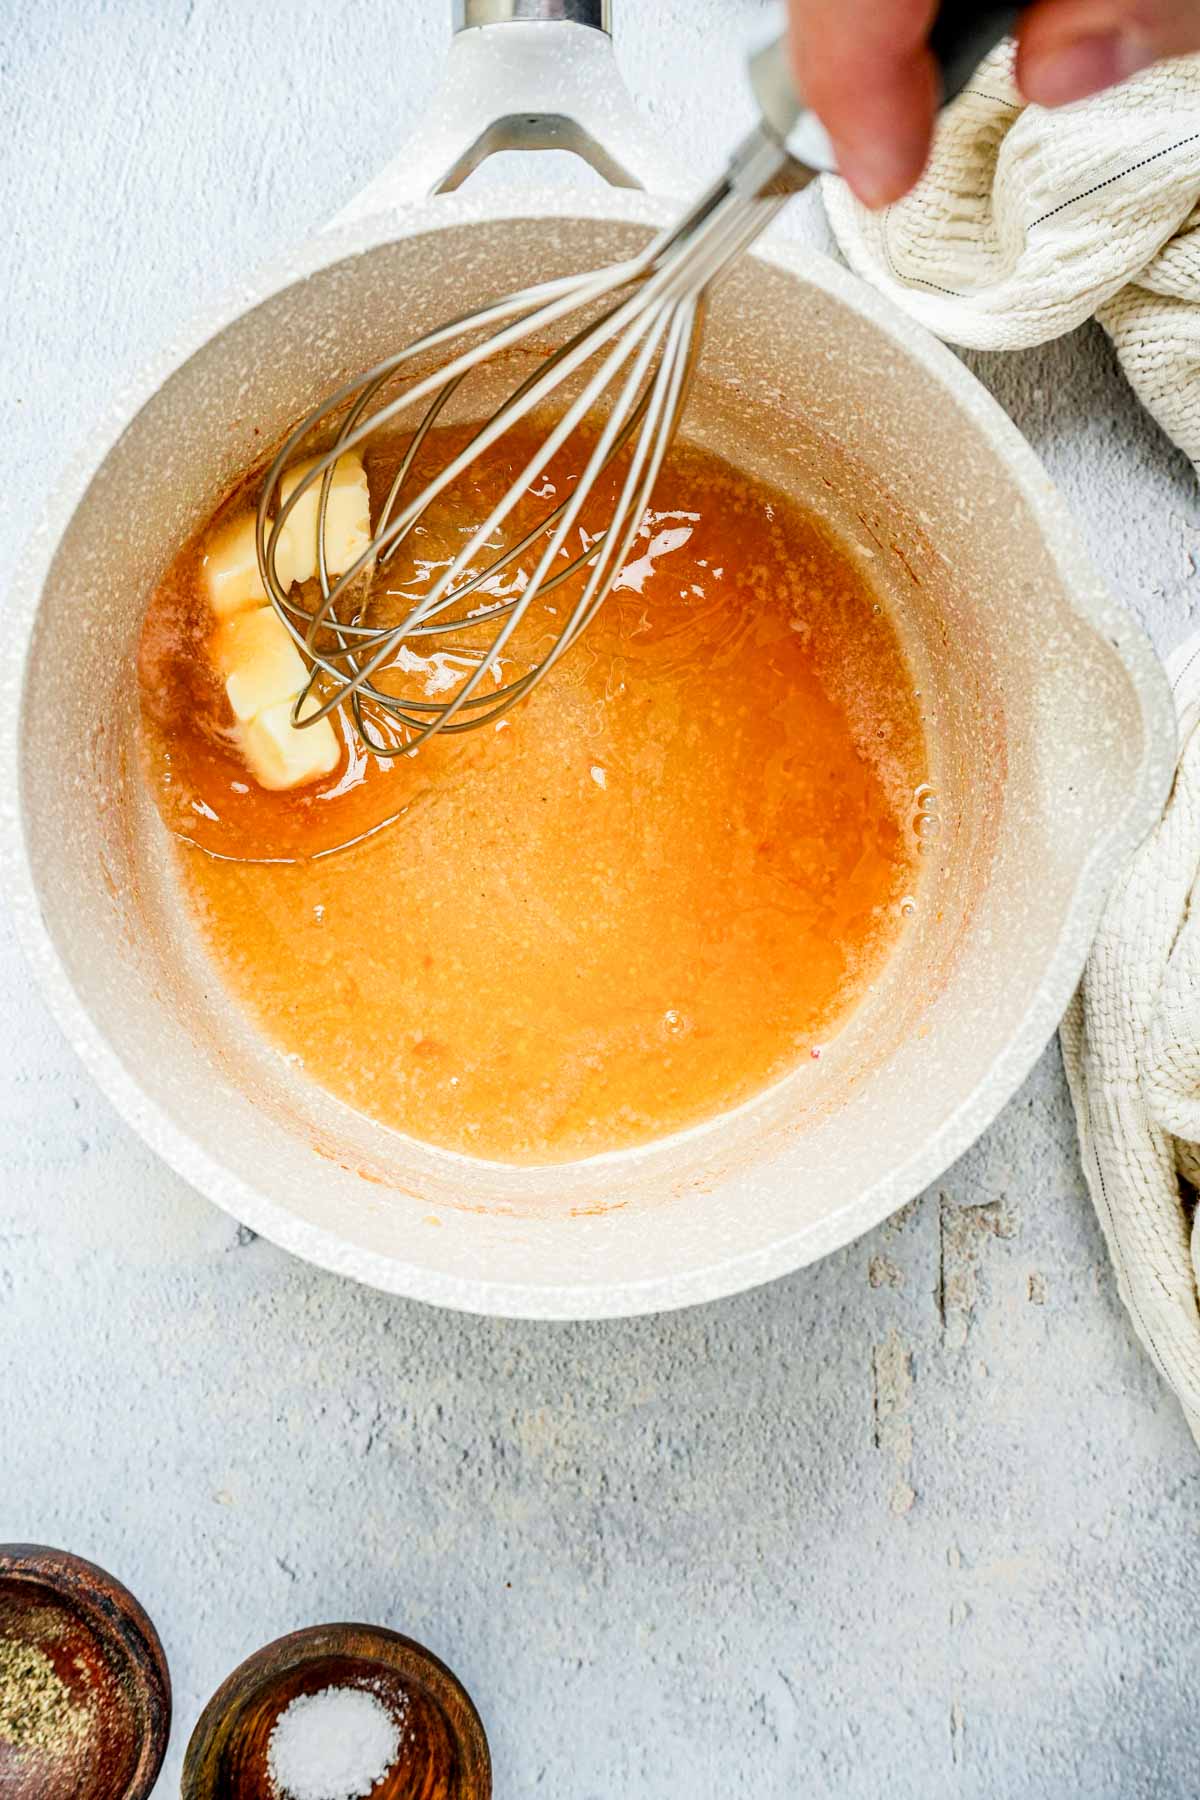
255 126 792 752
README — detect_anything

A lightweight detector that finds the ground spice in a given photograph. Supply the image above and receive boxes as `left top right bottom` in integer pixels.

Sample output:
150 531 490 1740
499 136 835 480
0 1635 93 1758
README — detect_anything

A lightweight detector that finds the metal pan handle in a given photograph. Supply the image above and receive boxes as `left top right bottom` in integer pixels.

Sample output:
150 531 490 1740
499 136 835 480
452 1 611 24
331 0 687 230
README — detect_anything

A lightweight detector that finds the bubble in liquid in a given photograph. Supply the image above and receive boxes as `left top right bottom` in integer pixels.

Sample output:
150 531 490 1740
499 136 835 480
899 896 917 918
662 1009 688 1038
915 812 941 840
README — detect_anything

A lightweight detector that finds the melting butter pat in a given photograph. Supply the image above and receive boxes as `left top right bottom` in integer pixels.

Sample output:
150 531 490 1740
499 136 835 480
216 611 341 790
198 458 366 792
238 692 340 791
215 607 309 722
202 512 295 619
279 451 371 587
200 450 369 618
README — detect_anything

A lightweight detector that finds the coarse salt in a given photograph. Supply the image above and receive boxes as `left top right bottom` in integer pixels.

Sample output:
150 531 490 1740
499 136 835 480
267 1683 404 1800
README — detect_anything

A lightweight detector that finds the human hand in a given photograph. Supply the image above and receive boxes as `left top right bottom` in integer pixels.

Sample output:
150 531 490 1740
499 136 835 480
786 0 1200 207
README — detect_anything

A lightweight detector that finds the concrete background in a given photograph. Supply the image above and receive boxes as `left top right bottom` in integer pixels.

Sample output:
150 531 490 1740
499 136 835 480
4 2 1200 1794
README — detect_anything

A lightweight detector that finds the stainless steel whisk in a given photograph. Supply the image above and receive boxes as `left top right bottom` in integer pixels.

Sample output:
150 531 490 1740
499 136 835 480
257 6 1015 756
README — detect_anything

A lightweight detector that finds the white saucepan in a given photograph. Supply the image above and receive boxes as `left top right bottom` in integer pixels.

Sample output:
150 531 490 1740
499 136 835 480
2 1 1175 1317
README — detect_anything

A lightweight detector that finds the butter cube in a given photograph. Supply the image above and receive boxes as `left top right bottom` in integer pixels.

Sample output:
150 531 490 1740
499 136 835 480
215 606 309 723
279 451 371 587
201 511 297 619
201 513 265 619
238 693 341 791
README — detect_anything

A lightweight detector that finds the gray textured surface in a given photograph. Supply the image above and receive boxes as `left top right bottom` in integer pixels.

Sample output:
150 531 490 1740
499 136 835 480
3 3 1200 1795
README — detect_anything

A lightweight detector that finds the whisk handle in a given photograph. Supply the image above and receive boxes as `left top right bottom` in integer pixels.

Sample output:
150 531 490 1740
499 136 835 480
930 1 1021 101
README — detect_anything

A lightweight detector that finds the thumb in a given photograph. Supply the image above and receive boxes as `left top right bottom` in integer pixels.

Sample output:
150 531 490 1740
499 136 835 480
787 0 940 207
1016 0 1200 105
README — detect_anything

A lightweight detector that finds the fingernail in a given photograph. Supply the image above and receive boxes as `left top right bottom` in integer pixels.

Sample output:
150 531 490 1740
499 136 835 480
1023 31 1154 106
834 141 913 210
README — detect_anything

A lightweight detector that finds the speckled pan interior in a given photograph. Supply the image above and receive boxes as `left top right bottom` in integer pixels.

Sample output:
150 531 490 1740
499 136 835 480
3 191 1175 1316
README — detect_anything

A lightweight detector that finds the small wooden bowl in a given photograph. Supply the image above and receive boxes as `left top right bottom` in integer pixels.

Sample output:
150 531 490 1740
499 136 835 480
182 1623 491 1799
0 1543 171 1800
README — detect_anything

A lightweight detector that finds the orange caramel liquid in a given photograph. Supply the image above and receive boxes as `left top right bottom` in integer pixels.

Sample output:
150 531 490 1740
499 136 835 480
138 429 925 1163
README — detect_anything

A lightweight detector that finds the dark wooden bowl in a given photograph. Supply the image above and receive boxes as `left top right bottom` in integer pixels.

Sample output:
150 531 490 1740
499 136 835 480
182 1623 491 1799
0 1543 171 1800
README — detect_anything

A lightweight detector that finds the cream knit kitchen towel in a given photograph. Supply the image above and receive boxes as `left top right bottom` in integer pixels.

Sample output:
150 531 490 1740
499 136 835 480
823 43 1200 475
1061 637 1200 1445
825 49 1200 1436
